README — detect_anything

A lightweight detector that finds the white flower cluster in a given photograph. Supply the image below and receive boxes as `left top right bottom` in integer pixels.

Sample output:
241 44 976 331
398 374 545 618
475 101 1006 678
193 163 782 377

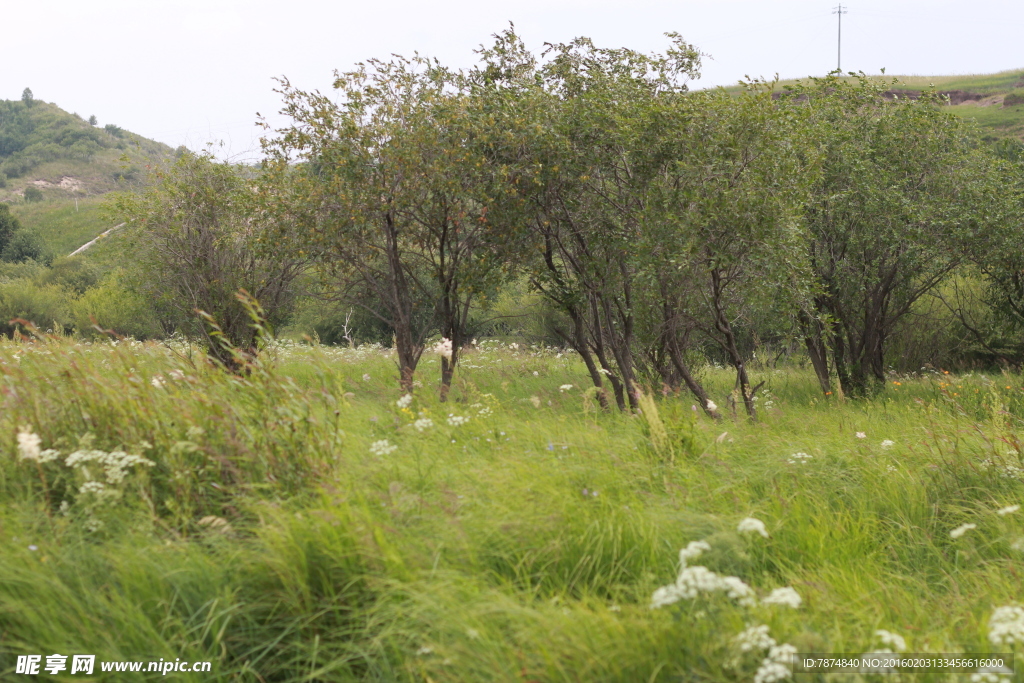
755 644 797 683
997 504 1020 516
734 625 775 652
733 626 796 683
369 439 397 456
970 668 1013 683
706 400 718 412
396 394 413 409
875 629 906 652
559 384 573 392
16 427 60 463
981 457 1024 480
988 605 1024 646
738 517 769 538
433 338 453 361
881 440 895 449
447 415 470 427
762 587 802 609
65 448 155 486
651 539 756 608
787 452 812 465
950 523 977 539
413 418 433 432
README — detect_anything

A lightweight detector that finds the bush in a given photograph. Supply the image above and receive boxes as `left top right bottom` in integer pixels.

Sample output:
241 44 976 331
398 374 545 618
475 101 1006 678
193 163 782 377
23 186 43 203
72 271 163 339
0 279 72 337
1 229 47 264
39 257 99 295
1003 92 1024 107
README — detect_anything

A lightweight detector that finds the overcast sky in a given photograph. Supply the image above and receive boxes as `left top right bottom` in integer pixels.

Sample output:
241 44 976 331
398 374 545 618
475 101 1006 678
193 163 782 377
3 0 1020 161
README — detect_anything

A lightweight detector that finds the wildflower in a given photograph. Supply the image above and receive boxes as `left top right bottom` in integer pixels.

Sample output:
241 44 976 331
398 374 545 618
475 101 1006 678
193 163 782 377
950 523 977 539
362 373 371 381
396 394 412 409
369 439 397 456
466 628 480 639
413 418 433 432
433 338 453 360
971 667 1013 683
650 584 682 609
1011 537 1024 552
477 406 492 416
997 504 1020 516
416 646 434 656
754 644 797 683
529 396 541 408
168 369 185 380
787 452 812 464
856 432 866 439
762 587 802 609
679 540 711 567
597 367 611 376
738 517 769 538
988 605 1024 646
509 343 519 350
150 375 166 389
447 414 470 427
706 399 718 412
17 427 41 461
734 625 775 653
28 545 38 551
533 371 539 376
559 384 573 392
880 440 895 449
875 629 906 652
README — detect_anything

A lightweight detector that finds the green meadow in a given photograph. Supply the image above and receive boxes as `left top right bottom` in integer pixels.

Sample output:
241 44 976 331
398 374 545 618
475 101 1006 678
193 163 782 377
2 338 1022 681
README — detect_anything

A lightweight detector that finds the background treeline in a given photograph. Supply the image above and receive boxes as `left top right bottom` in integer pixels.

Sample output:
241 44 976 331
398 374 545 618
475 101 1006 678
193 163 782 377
8 30 1024 412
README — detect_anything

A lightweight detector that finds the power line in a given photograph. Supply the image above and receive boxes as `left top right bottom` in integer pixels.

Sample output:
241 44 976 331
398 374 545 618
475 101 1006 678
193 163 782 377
833 4 848 71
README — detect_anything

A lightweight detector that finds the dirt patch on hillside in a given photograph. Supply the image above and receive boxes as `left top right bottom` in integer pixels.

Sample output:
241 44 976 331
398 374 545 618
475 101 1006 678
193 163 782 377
59 176 83 192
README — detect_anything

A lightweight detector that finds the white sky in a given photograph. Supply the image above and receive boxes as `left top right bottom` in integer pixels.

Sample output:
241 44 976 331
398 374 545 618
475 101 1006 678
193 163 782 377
2 0 1020 162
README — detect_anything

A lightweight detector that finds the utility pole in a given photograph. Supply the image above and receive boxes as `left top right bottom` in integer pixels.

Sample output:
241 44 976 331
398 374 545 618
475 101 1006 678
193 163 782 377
833 4 848 71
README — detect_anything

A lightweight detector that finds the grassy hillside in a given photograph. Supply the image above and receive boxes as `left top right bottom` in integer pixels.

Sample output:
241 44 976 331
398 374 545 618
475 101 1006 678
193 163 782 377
723 68 1024 141
0 97 173 204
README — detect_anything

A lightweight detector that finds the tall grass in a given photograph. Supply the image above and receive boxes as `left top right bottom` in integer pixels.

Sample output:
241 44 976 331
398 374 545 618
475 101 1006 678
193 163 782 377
1 338 1023 681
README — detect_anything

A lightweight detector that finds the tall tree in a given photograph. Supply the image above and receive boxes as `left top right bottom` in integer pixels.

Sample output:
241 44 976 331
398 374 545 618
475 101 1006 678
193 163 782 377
264 55 518 396
789 74 1005 396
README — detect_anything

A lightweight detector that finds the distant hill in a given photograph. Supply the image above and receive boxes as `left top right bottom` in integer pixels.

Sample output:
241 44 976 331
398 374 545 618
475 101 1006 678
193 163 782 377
721 69 1024 141
0 96 174 204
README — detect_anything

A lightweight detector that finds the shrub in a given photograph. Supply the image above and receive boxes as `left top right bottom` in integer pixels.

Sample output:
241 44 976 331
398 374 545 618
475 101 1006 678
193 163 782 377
1 229 47 264
39 257 99 295
73 271 163 339
22 186 43 203
0 279 72 337
1003 92 1024 107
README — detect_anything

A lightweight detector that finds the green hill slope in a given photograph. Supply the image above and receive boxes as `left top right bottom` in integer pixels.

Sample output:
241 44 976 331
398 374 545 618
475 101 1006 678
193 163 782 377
721 68 1024 141
0 95 174 259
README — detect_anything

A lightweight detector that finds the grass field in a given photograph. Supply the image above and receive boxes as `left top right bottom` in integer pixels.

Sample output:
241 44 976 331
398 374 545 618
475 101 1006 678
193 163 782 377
1 338 1023 681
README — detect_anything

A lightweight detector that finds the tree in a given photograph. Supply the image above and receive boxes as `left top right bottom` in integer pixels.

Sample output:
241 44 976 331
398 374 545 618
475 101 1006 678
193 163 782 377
264 55 519 396
645 85 816 419
788 74 1006 396
474 30 703 411
88 115 97 126
21 88 33 107
113 152 308 370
